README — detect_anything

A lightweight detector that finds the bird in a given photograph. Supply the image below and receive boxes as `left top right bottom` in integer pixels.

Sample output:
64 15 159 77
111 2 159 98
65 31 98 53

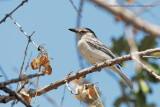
69 27 133 90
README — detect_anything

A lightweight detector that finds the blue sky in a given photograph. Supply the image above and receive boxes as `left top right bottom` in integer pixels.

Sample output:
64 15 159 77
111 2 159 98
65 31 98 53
0 0 160 107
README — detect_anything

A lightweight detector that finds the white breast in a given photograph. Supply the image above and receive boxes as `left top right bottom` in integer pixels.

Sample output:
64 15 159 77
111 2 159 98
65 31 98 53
77 39 109 65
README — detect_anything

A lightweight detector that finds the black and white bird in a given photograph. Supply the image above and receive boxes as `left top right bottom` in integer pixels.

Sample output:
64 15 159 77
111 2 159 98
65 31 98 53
69 27 133 90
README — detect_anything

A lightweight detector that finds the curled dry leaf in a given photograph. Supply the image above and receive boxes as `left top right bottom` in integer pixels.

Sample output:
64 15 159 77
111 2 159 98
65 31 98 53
40 55 50 67
21 89 31 104
89 105 97 107
30 58 40 70
21 74 29 84
31 55 53 75
75 84 98 104
45 65 52 75
126 0 135 3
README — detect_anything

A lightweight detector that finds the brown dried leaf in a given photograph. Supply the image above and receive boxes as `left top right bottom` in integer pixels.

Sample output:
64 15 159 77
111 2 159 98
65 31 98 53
40 55 50 67
21 74 29 84
21 89 31 104
126 0 135 3
30 58 40 70
88 88 96 99
45 65 52 75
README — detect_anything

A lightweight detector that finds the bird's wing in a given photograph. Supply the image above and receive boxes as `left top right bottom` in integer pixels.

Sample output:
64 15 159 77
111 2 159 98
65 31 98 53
86 38 122 67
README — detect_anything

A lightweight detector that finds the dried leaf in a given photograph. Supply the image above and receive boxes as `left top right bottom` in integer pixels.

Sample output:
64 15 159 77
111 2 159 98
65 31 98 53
126 0 135 3
88 88 96 99
30 58 40 70
45 65 52 75
40 55 50 67
21 74 29 84
89 105 97 107
21 89 31 104
75 84 98 104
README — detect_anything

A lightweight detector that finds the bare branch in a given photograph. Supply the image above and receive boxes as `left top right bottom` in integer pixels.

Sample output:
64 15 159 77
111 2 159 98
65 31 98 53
9 16 53 60
0 66 12 89
9 16 38 49
1 47 160 103
60 86 66 106
125 25 141 71
143 56 160 59
69 0 82 17
0 72 45 87
132 57 160 80
76 0 86 69
27 47 160 98
0 86 31 107
16 36 30 91
0 0 28 24
89 0 160 37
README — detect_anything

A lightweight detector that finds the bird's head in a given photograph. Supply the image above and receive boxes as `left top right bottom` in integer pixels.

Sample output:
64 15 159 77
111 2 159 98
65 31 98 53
69 27 97 39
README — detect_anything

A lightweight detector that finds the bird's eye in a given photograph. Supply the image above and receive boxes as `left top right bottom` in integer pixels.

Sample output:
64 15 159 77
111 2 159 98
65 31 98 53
80 31 86 34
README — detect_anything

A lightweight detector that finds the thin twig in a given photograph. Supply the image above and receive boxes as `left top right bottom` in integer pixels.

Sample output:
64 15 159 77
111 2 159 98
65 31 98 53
93 85 104 107
0 71 45 87
65 80 78 95
143 56 160 59
125 24 141 71
0 0 28 24
9 16 53 59
132 57 160 80
25 52 32 73
0 66 12 89
76 0 85 69
9 16 38 49
69 0 82 17
16 37 31 91
60 86 66 106
33 67 41 103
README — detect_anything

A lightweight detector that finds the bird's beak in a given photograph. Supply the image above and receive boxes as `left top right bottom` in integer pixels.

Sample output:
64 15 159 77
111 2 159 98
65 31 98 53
68 28 77 33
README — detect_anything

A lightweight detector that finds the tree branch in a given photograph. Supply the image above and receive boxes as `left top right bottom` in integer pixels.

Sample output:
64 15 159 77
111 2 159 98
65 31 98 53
0 86 31 107
89 0 160 37
27 47 160 97
0 0 28 24
1 47 160 103
0 72 45 87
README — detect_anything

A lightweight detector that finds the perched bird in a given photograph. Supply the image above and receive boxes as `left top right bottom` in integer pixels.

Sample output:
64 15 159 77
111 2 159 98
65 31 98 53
69 27 133 90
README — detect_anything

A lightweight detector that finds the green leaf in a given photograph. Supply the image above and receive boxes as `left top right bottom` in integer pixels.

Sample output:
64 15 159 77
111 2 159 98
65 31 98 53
139 79 150 94
138 36 157 51
110 36 130 56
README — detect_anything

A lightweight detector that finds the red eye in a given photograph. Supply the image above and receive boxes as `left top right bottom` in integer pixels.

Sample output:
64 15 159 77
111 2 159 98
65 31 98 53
80 31 86 34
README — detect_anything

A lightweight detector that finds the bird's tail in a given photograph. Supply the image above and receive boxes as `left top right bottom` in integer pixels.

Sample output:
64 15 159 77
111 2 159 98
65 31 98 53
111 66 133 90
